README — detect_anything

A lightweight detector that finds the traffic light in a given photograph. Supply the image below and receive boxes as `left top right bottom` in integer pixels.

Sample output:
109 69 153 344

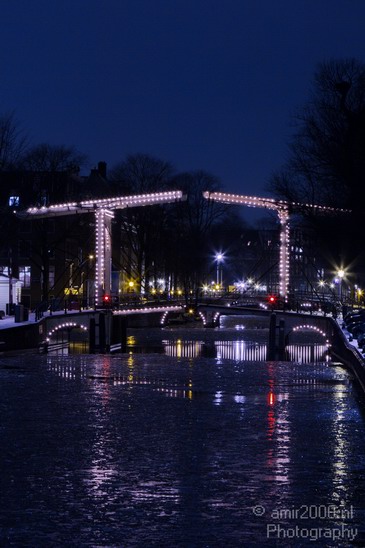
268 295 277 308
102 294 111 306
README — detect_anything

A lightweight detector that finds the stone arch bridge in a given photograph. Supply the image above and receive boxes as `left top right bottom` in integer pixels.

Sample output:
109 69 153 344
197 304 336 359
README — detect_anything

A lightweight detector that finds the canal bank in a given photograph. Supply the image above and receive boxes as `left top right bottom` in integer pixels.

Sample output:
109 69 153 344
0 310 127 354
0 315 42 352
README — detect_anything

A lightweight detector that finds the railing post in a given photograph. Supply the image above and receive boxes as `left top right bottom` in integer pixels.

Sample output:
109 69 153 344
277 318 286 360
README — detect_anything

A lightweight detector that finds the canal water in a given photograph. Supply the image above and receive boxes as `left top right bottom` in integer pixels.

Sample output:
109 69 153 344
0 315 365 546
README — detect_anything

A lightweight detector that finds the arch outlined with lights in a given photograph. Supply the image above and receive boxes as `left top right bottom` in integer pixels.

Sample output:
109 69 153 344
46 322 88 342
288 324 330 345
196 311 221 327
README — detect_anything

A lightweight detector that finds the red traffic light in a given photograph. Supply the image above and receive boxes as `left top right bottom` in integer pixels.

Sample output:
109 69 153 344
103 294 111 303
268 295 277 304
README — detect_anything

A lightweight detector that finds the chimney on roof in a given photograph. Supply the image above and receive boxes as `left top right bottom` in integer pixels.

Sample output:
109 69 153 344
98 161 107 179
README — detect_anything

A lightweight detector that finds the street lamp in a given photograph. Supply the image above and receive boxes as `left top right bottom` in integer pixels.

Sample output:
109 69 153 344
82 254 95 308
357 288 363 304
215 252 224 287
336 268 345 303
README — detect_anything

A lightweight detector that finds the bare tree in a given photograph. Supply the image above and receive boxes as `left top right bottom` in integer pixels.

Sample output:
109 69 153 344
110 154 175 292
21 143 87 172
111 153 173 194
269 59 365 206
167 170 232 301
268 58 365 273
0 112 28 170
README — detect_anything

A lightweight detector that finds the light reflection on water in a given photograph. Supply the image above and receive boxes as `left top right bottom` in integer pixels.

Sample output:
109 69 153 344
51 338 330 365
162 340 329 363
2 325 365 546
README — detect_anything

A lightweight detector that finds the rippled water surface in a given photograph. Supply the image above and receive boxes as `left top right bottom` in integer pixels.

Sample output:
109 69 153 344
1 320 365 547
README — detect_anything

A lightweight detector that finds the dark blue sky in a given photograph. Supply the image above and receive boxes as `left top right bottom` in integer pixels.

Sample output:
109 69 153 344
2 0 365 197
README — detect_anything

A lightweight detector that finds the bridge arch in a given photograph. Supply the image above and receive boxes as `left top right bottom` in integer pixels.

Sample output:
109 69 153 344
286 324 330 345
46 321 88 342
160 310 176 326
197 310 221 327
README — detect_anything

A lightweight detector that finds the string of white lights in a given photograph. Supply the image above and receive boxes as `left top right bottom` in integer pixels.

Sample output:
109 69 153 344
26 190 183 216
46 322 88 341
292 324 330 345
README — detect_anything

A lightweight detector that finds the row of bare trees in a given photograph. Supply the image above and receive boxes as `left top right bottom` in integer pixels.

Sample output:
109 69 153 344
0 115 252 303
4 57 364 301
268 58 365 281
0 112 87 172
109 154 246 301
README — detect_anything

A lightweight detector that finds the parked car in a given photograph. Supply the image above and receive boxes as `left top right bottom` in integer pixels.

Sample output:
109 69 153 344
344 310 365 324
344 314 365 330
348 322 365 338
357 331 365 347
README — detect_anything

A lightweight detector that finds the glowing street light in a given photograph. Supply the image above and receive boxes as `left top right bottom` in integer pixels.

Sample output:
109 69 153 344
215 252 224 286
357 288 363 303
336 268 346 303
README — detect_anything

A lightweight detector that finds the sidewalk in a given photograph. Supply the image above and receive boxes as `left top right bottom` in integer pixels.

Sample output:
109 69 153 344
0 309 86 330
0 313 37 329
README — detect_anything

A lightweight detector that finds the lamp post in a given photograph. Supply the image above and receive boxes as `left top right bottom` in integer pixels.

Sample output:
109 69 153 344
337 268 345 304
81 254 95 308
215 253 224 288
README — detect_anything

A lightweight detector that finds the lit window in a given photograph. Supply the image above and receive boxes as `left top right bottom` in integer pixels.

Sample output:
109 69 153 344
9 196 20 207
49 265 55 288
19 266 31 288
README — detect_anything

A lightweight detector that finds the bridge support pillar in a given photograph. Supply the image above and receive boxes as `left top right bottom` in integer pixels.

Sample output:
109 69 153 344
99 313 107 352
95 209 114 306
267 313 286 361
89 313 126 353
88 312 108 353
277 318 286 360
111 315 127 352
89 318 96 353
267 313 277 360
204 310 219 328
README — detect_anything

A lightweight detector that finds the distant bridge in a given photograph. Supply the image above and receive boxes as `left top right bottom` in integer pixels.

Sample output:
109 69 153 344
203 191 349 301
41 303 336 355
41 304 184 353
197 303 335 360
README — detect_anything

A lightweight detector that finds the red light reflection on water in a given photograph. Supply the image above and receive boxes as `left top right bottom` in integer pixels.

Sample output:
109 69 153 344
267 362 276 442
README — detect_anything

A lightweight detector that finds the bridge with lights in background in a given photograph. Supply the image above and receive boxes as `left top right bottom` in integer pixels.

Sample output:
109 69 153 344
12 301 335 357
20 188 350 308
14 188 351 352
203 191 349 302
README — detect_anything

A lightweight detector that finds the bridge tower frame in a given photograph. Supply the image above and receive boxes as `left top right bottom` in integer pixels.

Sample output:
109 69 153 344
22 190 184 305
203 191 348 301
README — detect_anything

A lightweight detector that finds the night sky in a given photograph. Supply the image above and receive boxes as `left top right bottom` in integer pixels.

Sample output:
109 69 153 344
2 0 365 197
